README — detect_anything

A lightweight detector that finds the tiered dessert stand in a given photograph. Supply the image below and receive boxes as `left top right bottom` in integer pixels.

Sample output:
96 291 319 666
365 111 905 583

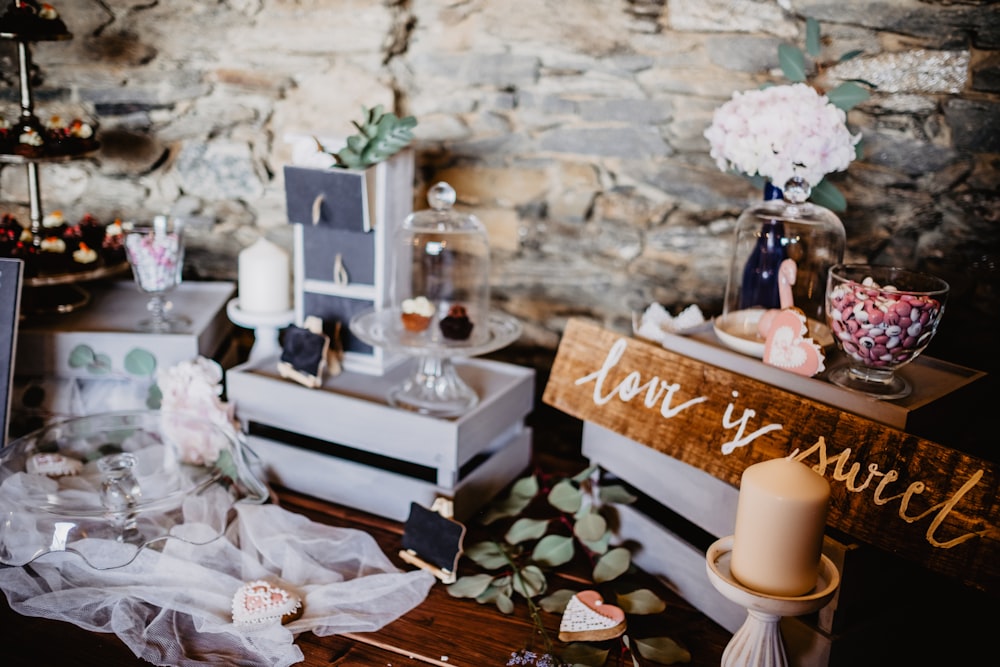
2 3 122 314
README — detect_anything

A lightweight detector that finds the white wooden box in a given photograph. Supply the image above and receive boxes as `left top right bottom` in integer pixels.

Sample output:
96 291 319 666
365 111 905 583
15 281 235 379
247 425 532 522
226 356 535 491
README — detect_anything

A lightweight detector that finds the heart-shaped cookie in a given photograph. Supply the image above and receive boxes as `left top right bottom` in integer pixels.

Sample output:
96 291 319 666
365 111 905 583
763 309 825 377
558 590 627 642
232 580 303 626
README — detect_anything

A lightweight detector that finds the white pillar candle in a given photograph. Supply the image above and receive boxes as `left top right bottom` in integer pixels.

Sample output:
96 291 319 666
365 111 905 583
238 238 291 314
730 457 830 597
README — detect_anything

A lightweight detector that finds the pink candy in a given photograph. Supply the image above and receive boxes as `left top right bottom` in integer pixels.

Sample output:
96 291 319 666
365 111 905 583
827 276 944 368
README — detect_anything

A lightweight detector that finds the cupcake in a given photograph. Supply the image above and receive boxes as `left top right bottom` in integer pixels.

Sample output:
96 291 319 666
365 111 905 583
72 241 98 269
401 296 435 332
439 303 474 340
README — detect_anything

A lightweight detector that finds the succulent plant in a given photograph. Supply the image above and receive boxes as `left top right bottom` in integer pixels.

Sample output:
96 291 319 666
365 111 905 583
329 105 417 170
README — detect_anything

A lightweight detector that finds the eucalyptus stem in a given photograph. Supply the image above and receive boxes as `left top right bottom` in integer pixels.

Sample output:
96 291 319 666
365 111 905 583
495 539 557 655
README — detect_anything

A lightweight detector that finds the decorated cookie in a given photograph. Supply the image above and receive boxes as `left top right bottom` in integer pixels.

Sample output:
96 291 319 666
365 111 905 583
232 580 303 626
26 452 83 477
762 309 825 377
558 590 627 643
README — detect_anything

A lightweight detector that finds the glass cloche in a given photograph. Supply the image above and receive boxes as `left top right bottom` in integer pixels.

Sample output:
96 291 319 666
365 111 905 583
0 410 269 569
714 178 845 357
389 181 491 347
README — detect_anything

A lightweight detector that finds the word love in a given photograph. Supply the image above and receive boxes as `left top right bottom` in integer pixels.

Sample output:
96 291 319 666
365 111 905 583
574 337 782 454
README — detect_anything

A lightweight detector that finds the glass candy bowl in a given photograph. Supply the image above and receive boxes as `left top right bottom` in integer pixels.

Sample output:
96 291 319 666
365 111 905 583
0 410 269 569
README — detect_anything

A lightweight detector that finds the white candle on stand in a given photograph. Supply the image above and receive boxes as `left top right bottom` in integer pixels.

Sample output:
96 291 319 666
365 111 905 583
730 456 830 597
238 238 291 314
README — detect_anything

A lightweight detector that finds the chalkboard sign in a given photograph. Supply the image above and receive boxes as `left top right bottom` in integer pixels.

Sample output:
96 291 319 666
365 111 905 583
0 259 23 447
542 318 999 595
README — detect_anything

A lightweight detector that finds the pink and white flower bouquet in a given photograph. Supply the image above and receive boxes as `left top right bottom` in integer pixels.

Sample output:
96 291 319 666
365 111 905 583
704 83 861 192
156 356 236 465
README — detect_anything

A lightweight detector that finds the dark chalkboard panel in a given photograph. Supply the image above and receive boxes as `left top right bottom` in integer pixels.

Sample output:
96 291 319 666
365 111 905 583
0 258 23 446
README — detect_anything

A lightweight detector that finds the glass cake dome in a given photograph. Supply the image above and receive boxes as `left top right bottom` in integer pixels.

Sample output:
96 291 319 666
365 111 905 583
389 181 491 347
0 410 269 570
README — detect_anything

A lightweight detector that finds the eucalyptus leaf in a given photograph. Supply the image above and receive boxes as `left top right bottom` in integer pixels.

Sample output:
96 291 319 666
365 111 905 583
510 474 540 499
124 348 157 377
215 449 238 483
548 478 583 513
838 49 864 63
495 592 515 614
465 541 509 570
560 642 610 667
146 383 162 409
578 531 611 555
475 583 501 605
532 534 575 567
446 573 494 598
571 464 599 483
826 81 870 111
506 517 550 544
68 344 95 369
634 636 692 664
593 547 631 583
805 17 821 57
809 179 848 212
574 512 607 542
617 588 666 615
539 588 576 613
599 484 637 505
480 494 534 525
512 564 547 598
778 43 807 82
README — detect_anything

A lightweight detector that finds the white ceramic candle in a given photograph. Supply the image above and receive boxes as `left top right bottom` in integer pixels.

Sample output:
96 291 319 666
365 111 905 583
237 238 291 314
730 456 830 597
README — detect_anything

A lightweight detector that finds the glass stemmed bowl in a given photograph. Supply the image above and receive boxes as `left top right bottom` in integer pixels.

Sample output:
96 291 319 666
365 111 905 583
825 264 949 400
124 216 191 333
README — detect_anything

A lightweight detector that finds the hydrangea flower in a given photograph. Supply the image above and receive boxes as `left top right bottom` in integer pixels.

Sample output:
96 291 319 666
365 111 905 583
156 356 236 465
704 83 861 190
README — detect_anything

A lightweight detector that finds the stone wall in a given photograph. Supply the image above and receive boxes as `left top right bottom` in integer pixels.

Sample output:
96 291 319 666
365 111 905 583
2 0 998 375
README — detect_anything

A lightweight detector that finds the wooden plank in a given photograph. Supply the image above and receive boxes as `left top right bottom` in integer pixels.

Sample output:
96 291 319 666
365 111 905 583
542 318 1000 595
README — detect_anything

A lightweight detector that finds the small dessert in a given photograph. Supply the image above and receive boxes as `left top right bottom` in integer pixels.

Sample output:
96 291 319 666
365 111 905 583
41 210 67 234
439 303 474 340
232 580 303 626
13 119 45 158
72 241 98 267
26 452 83 477
558 590 627 643
401 296 435 332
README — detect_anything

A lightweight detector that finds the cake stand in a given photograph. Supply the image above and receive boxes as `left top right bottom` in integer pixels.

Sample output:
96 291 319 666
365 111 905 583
706 535 840 667
350 308 521 418
227 298 295 363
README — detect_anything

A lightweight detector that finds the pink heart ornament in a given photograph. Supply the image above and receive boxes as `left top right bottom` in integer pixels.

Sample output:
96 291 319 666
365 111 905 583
763 310 825 377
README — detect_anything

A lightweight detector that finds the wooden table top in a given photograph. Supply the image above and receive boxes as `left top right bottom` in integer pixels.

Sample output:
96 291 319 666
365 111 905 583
0 483 730 667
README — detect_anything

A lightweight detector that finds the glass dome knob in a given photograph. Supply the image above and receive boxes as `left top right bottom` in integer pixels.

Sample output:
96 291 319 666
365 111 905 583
428 181 457 210
782 177 812 204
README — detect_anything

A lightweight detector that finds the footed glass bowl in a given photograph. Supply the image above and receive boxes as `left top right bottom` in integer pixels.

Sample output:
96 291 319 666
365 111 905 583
0 410 269 569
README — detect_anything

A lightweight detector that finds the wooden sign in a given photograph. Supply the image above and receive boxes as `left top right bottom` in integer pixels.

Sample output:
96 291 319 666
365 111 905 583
542 318 999 595
0 259 23 447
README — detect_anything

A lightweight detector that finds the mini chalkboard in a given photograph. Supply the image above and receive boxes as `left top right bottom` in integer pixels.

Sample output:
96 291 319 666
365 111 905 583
0 258 23 447
400 500 466 584
278 315 331 388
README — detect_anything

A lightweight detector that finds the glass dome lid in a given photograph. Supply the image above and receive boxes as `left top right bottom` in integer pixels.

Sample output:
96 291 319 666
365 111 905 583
0 410 269 570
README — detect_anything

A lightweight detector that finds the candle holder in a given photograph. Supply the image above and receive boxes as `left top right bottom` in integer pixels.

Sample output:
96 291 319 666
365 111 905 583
706 536 840 667
227 298 294 363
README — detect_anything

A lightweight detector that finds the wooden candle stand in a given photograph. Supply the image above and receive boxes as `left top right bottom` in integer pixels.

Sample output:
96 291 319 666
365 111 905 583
706 536 840 667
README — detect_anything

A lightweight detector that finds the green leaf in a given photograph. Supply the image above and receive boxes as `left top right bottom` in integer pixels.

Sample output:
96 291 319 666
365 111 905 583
578 531 611 555
89 354 113 375
480 493 534 525
573 512 607 542
571 464 599 483
593 547 631 583
838 48 864 63
512 564 547 598
826 81 870 111
778 43 807 82
617 588 666 615
446 573 494 598
494 592 515 614
464 541 509 570
215 449 238 481
809 179 848 212
560 642 610 667
634 636 692 664
123 348 157 377
505 517 550 544
805 17 821 57
510 474 540 499
532 534 575 567
599 484 637 505
68 345 95 368
539 588 577 613
548 479 583 513
146 383 163 409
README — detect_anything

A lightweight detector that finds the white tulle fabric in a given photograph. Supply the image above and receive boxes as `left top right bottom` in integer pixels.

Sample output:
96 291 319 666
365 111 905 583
0 501 435 666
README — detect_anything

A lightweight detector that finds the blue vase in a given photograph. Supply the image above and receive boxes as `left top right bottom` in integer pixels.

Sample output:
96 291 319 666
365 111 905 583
737 184 787 310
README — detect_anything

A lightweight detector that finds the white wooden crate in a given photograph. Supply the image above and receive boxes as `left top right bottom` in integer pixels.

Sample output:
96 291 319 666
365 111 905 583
226 356 535 489
247 425 532 523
